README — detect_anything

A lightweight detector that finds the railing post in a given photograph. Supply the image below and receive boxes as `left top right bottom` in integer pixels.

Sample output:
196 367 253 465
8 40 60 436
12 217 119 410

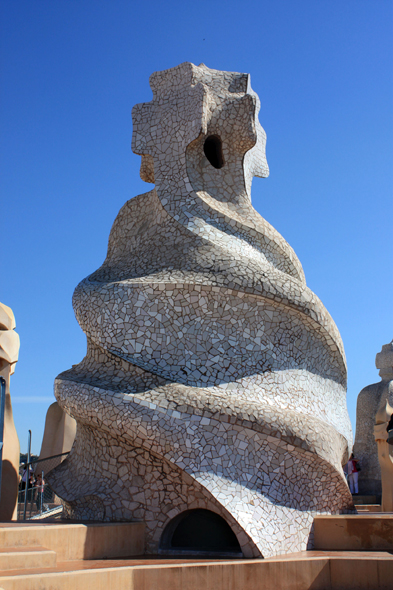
22 430 31 521
0 376 6 505
41 470 44 515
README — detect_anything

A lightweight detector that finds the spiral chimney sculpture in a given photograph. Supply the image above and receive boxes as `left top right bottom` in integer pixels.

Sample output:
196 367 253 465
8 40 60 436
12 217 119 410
49 63 353 557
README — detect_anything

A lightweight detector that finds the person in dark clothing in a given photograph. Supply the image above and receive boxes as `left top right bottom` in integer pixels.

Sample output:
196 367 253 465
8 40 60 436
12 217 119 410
35 474 44 511
346 453 360 494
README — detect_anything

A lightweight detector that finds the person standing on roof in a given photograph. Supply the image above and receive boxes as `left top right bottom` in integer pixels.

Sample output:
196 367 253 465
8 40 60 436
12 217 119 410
346 453 360 495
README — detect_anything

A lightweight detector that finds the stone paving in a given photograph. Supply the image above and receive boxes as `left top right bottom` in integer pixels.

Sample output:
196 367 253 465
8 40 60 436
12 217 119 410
49 62 354 557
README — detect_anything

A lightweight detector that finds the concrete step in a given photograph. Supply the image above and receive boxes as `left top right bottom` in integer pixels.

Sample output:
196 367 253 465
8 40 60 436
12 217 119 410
0 522 145 561
0 546 57 572
355 504 381 513
353 495 380 505
0 551 392 590
314 514 393 551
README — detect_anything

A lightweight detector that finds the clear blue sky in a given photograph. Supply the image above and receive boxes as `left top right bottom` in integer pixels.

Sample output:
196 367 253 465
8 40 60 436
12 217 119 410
1 1 392 454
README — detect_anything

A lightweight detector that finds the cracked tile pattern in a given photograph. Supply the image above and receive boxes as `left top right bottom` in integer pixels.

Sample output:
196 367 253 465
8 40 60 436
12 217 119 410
49 62 354 557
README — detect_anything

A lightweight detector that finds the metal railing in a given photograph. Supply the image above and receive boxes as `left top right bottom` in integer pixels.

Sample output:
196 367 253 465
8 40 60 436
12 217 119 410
18 451 69 520
17 482 59 520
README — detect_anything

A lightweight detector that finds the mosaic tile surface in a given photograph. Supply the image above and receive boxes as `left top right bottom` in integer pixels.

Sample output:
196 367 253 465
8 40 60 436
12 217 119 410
49 62 354 557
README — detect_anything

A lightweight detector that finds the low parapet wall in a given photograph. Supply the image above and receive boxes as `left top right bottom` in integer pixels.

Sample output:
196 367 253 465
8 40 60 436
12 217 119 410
0 521 145 561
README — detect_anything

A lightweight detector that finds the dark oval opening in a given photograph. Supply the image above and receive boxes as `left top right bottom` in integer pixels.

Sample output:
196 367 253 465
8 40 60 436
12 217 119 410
203 135 224 169
160 509 242 555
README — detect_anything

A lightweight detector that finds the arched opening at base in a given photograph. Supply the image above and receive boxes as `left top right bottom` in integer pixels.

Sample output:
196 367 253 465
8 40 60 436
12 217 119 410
159 509 242 556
